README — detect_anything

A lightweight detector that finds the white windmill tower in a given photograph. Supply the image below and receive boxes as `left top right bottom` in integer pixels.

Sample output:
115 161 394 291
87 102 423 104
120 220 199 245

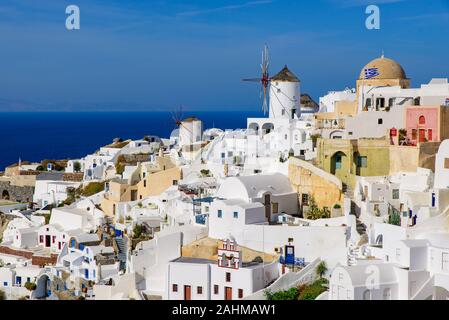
269 65 301 119
243 45 301 119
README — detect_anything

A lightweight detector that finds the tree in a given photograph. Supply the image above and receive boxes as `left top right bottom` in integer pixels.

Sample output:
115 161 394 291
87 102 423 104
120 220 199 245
316 261 328 279
73 161 81 173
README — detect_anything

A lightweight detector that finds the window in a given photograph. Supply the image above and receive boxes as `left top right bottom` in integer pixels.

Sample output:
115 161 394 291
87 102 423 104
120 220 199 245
445 158 449 169
272 203 279 214
392 189 399 200
414 97 421 106
226 272 231 282
233 211 238 219
376 98 385 110
357 156 368 168
218 210 223 218
238 289 243 298
348 132 353 136
281 109 285 115
214 285 219 295
143 180 147 187
3 282 7 286
172 284 178 292
172 180 178 186
197 286 203 294
419 115 426 125
52 236 56 243
39 235 43 243
428 129 433 141
378 118 383 125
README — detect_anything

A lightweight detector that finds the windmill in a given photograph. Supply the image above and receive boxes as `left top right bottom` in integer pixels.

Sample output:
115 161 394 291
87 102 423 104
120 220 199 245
243 44 270 114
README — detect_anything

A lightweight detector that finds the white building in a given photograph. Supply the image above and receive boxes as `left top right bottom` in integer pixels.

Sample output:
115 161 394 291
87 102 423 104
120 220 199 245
319 88 356 113
329 233 449 300
33 172 81 208
166 239 278 300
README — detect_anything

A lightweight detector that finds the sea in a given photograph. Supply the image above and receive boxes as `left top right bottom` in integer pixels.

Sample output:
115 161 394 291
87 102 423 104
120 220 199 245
0 111 264 171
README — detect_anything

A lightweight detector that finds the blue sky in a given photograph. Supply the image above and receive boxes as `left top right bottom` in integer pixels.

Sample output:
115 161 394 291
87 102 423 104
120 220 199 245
0 0 448 112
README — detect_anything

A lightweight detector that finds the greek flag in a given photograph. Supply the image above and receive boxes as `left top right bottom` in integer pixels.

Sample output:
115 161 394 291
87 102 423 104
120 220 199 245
364 67 380 79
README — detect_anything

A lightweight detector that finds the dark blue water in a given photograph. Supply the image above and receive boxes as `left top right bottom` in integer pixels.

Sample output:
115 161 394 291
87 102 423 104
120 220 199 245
0 111 263 171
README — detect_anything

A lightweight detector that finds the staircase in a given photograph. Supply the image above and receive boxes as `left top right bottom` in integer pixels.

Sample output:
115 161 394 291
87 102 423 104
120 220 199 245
115 237 127 271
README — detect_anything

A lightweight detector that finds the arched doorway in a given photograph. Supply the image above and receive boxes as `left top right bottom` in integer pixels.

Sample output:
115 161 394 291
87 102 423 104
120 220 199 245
248 123 259 135
2 190 10 200
331 151 347 179
34 274 51 299
261 123 274 135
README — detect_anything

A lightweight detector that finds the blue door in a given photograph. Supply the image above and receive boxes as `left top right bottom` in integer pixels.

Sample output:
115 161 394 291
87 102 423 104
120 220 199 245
71 239 76 248
85 269 89 279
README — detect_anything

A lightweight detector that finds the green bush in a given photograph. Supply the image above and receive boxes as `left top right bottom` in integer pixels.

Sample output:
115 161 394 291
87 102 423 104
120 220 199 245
333 203 341 209
298 279 328 300
133 225 143 239
265 287 299 300
24 281 37 291
81 182 105 197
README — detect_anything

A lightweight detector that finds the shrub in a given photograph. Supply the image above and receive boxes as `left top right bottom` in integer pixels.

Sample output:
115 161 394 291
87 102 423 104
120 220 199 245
316 261 328 279
24 281 37 291
81 182 105 197
133 224 143 239
298 279 328 300
333 203 341 209
252 256 264 264
265 287 299 300
200 169 210 177
115 162 125 175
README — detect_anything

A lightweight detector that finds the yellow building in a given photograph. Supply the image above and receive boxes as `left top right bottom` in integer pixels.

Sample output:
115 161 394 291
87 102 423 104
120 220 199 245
101 156 182 217
288 157 344 217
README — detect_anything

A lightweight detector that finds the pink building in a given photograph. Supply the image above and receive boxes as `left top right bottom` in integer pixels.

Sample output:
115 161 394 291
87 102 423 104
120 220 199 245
405 106 449 145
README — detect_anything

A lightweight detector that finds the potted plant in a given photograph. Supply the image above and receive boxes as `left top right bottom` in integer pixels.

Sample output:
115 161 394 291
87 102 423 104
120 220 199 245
332 203 342 217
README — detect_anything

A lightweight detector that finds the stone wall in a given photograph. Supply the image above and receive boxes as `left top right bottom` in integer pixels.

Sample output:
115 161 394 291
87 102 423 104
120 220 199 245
0 180 35 203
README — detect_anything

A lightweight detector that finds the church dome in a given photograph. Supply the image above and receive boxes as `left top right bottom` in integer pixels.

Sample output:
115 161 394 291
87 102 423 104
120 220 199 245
359 55 406 80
